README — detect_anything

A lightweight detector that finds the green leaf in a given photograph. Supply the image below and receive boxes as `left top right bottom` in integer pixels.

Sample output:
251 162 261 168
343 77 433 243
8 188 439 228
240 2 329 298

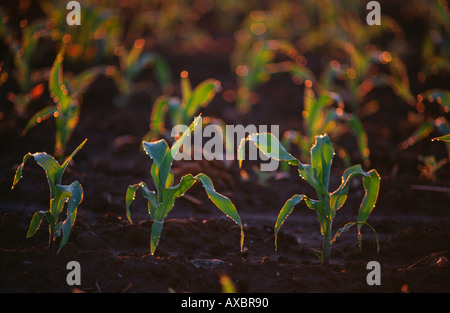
49 48 71 110
143 139 170 168
304 198 328 235
357 169 381 223
159 115 201 186
310 248 324 264
331 165 380 243
125 184 141 224
11 153 33 190
70 65 105 96
310 134 334 190
56 181 83 253
12 152 61 198
156 174 197 220
146 96 170 141
274 194 305 250
239 132 323 193
238 132 298 167
143 139 171 195
303 88 331 138
126 182 159 222
332 221 379 252
433 134 450 142
150 220 164 255
153 56 172 89
184 79 219 122
345 114 370 165
26 210 50 238
422 89 450 112
194 173 244 251
181 72 192 104
58 139 87 183
402 121 434 148
22 106 57 136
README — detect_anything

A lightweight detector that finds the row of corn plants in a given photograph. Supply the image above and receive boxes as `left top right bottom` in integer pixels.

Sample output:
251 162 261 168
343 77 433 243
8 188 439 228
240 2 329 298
11 116 380 265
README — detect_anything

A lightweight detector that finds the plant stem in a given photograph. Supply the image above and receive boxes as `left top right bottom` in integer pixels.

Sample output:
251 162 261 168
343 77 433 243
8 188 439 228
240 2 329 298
48 226 53 250
322 198 333 265
322 218 332 265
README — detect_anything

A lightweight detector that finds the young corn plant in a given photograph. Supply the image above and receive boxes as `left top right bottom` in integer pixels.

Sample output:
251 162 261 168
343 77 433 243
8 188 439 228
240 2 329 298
1 15 49 116
282 83 370 168
401 89 450 162
22 48 101 159
107 39 172 108
11 139 87 253
418 0 449 83
232 39 313 113
238 133 380 264
41 1 121 65
127 116 244 255
144 71 221 142
319 47 415 113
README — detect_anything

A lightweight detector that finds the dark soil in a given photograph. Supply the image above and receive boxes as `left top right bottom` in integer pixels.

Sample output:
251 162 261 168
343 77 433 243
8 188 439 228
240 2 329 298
0 1 449 294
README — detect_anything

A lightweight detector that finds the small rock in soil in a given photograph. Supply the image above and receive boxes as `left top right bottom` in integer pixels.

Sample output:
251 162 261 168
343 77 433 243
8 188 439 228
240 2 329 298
191 259 225 269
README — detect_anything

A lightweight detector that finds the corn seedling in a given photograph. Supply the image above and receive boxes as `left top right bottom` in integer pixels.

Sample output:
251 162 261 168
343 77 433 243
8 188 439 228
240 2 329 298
418 155 448 181
130 0 215 48
144 71 221 141
319 46 414 113
11 139 87 253
127 116 244 255
418 0 449 82
22 48 102 158
298 0 406 51
232 39 313 113
238 133 380 264
41 1 121 65
108 39 172 108
1 14 49 115
282 83 370 168
293 1 412 111
401 89 450 162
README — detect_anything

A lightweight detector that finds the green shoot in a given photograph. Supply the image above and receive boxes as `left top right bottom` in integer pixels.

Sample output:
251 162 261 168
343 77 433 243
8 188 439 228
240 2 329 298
418 155 448 181
433 134 450 142
108 39 172 108
418 0 449 83
319 47 415 112
41 2 121 65
232 39 313 113
401 89 450 162
144 71 221 141
11 139 87 253
1 14 49 115
283 83 370 167
127 116 244 255
239 133 380 264
219 272 237 293
22 48 102 158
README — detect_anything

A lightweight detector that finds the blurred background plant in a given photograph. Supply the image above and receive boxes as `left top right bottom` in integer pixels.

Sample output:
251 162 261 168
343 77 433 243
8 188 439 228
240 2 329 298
105 38 172 108
401 89 450 177
232 38 314 113
144 70 221 142
40 0 121 66
22 48 102 158
282 82 370 168
0 10 50 116
414 0 449 84
231 6 315 113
